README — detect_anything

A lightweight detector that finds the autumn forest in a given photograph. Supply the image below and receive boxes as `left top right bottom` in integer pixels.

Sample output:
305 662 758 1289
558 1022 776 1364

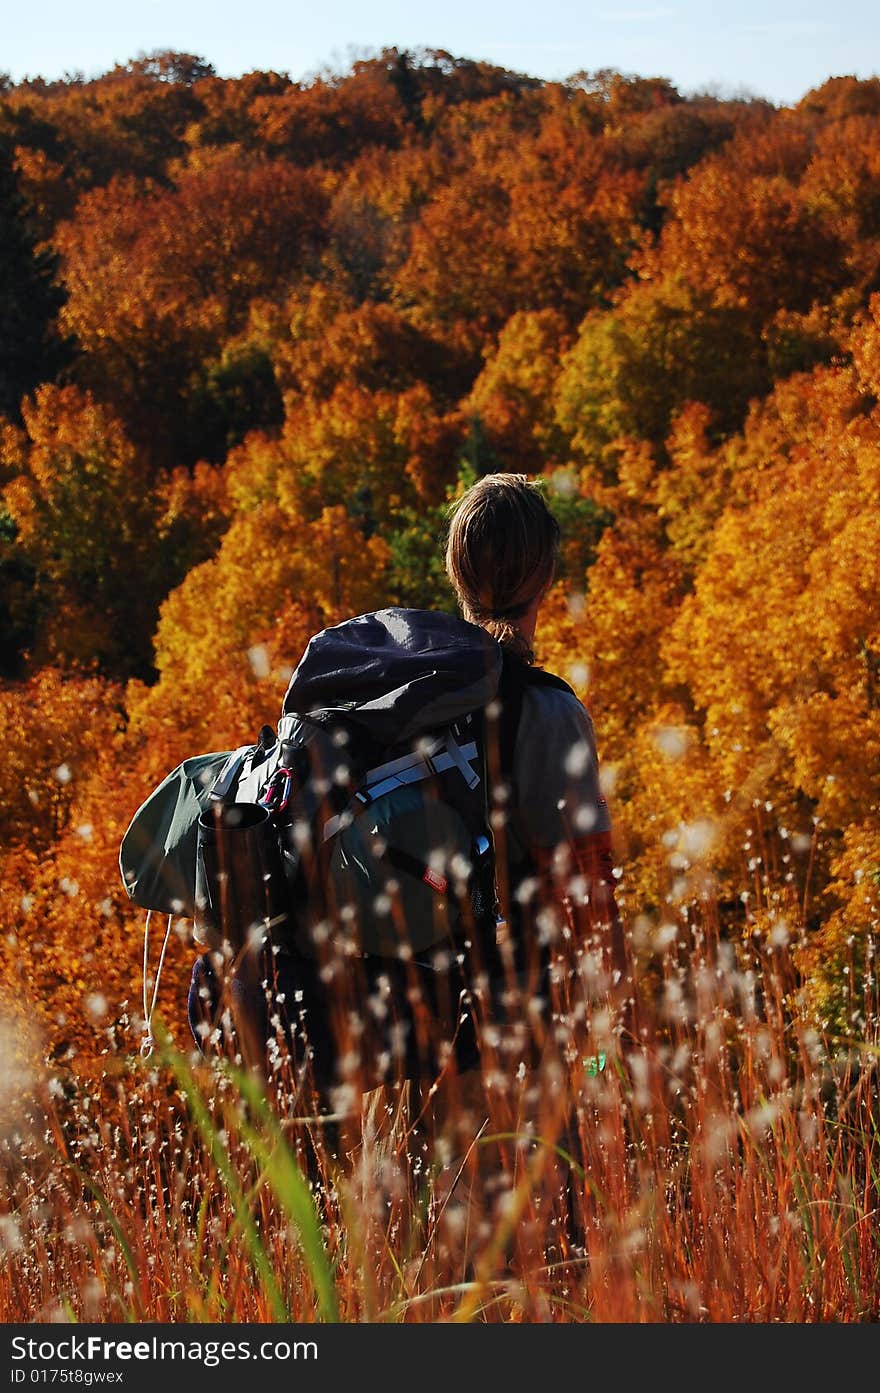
1 47 878 1083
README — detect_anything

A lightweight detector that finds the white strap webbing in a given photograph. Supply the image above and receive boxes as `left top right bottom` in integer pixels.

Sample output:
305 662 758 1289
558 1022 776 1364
321 738 479 841
140 909 174 1059
443 729 481 790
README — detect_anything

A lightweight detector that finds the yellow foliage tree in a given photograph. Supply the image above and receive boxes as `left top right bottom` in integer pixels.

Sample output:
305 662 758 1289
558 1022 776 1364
465 309 572 471
2 385 165 673
135 503 391 750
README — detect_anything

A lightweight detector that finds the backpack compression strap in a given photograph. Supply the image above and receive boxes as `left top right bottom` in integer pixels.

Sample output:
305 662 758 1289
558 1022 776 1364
321 726 481 842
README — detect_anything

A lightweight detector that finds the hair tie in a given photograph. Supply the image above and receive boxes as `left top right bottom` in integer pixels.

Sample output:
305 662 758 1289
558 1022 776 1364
485 598 532 623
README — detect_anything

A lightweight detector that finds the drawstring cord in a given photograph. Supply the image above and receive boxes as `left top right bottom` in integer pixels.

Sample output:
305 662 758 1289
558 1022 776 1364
141 909 173 1059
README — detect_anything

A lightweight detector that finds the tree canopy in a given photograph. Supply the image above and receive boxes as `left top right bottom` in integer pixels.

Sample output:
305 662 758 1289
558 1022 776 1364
1 50 878 1054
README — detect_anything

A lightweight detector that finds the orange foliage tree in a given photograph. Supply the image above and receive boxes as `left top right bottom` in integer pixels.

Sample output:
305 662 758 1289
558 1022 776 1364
54 154 328 465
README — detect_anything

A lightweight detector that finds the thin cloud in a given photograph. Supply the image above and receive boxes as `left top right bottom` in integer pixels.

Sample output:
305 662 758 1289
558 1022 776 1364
742 20 837 37
599 7 677 20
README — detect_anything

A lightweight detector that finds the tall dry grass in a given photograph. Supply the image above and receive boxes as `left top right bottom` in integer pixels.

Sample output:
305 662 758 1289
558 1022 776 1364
1 863 878 1324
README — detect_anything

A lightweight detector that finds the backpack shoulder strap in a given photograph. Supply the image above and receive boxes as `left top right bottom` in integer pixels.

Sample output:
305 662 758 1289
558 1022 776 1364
497 652 575 776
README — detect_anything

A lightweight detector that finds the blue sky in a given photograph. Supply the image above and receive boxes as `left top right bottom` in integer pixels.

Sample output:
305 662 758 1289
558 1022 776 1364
5 0 879 106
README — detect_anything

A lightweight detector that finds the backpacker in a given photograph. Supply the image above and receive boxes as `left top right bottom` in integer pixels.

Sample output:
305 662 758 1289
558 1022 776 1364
120 607 572 1068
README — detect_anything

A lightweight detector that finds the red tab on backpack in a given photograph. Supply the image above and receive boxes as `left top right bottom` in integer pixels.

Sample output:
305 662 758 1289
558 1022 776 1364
422 867 448 894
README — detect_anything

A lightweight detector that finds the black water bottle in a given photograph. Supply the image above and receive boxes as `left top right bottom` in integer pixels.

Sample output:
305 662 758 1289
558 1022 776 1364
194 800 289 956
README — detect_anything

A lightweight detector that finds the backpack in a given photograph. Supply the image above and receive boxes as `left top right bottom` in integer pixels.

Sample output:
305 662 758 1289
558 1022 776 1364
192 608 505 965
120 607 573 1058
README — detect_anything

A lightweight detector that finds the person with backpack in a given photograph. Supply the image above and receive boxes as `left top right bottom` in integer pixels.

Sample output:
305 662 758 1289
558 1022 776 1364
152 473 624 1137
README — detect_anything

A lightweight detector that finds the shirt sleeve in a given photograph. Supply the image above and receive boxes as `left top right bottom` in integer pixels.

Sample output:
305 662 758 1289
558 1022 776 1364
511 685 612 849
